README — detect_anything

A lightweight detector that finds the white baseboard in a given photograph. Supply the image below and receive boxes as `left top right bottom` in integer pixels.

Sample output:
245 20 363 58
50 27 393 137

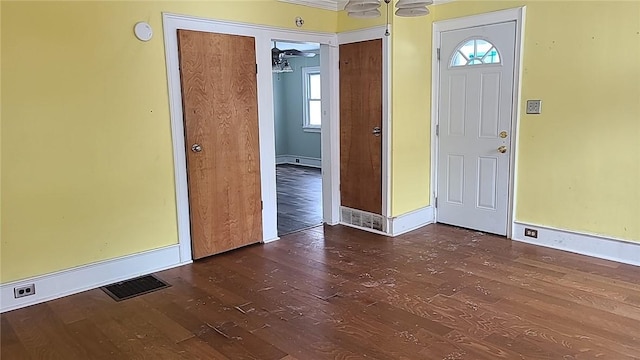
339 221 390 236
512 222 640 267
389 206 435 236
1 245 187 313
338 205 434 237
276 155 321 168
263 236 280 244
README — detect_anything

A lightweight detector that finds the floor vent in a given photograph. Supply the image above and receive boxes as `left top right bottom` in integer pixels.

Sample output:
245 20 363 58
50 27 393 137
101 275 170 301
341 206 386 232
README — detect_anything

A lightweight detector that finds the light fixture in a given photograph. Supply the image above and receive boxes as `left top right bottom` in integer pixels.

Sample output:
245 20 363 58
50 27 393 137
346 0 432 18
347 9 382 18
272 59 294 73
281 60 293 73
344 0 381 12
395 0 433 8
395 7 430 16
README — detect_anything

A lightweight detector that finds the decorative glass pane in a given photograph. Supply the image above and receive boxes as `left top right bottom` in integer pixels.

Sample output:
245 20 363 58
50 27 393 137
482 47 500 64
309 73 321 99
309 100 321 126
450 39 501 67
476 39 493 58
452 51 467 66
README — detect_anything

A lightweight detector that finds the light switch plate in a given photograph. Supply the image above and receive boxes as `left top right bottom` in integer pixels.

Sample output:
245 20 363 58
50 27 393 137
526 100 542 114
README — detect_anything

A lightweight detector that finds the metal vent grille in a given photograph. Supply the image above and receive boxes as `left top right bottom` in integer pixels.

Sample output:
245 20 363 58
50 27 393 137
341 206 386 232
101 275 170 301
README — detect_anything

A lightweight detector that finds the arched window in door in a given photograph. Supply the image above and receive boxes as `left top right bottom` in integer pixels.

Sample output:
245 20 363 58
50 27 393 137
451 38 501 67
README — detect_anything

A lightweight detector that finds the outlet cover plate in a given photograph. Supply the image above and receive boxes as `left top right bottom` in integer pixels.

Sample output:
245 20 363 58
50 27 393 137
14 284 36 298
526 100 542 114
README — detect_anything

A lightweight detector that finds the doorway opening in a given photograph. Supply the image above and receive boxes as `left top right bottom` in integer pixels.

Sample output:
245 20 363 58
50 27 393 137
162 13 340 262
271 40 324 236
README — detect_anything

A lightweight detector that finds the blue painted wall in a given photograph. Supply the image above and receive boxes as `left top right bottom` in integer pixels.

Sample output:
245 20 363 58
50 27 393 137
273 56 321 159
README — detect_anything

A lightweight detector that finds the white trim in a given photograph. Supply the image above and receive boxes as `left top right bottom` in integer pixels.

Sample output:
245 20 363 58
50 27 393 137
320 44 341 225
1 245 186 313
340 222 390 237
278 0 347 11
337 26 388 45
512 222 640 267
263 236 281 244
162 13 339 257
389 206 435 236
338 26 392 219
431 7 526 239
276 155 322 168
302 66 322 130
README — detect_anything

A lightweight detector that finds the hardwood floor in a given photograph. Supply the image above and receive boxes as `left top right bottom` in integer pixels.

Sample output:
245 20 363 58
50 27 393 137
2 224 640 359
276 164 322 236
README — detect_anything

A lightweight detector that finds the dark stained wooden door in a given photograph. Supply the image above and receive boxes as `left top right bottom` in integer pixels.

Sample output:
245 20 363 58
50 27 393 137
339 39 383 215
178 30 262 259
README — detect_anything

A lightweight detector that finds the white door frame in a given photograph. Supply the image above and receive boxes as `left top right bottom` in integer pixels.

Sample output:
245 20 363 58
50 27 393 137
337 26 392 222
431 7 526 238
162 13 339 263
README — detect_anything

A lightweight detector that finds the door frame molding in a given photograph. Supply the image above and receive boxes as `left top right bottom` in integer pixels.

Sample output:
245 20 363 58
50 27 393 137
431 7 527 238
337 26 392 220
162 13 339 262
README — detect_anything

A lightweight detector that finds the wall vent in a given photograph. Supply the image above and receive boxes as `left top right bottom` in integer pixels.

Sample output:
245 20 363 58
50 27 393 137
340 206 386 232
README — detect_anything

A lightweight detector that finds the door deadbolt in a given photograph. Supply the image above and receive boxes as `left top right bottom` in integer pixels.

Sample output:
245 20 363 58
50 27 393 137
372 127 381 136
191 144 202 153
499 131 508 138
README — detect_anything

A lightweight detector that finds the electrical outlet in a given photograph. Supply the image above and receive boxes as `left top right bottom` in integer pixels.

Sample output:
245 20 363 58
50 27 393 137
14 284 36 298
295 158 300 163
526 100 542 114
524 228 538 238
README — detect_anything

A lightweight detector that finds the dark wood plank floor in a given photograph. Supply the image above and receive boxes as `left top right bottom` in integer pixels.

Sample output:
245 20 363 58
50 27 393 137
276 164 322 236
2 224 640 359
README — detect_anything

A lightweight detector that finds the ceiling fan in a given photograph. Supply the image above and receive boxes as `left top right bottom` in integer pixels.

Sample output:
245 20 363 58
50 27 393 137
272 42 316 73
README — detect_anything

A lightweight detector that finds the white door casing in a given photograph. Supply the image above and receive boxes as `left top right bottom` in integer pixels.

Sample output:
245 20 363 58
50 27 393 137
436 21 517 236
162 13 340 262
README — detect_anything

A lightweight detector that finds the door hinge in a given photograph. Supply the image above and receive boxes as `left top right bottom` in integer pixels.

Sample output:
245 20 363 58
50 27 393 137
256 63 258 74
261 200 263 210
435 124 439 136
435 197 438 208
437 48 441 61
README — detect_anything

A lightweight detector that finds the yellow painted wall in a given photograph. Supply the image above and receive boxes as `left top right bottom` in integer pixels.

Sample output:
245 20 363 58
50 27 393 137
0 0 336 283
2 0 639 284
391 0 640 241
390 16 432 216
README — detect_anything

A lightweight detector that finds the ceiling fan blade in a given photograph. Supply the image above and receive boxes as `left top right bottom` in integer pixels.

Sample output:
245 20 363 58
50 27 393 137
281 49 317 58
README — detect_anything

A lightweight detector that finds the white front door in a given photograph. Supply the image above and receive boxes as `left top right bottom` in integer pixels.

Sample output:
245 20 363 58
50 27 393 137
436 21 516 236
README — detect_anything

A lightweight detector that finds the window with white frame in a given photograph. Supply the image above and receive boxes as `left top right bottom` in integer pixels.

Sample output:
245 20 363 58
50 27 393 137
302 66 321 131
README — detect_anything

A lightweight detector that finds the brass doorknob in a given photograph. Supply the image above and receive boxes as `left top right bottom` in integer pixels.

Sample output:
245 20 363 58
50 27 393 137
191 144 202 153
498 146 507 154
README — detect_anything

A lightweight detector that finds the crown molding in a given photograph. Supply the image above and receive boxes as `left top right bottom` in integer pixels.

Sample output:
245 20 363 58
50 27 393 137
279 0 347 12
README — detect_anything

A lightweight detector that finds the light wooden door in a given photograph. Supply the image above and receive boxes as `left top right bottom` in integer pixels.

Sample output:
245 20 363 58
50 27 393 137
339 39 383 215
437 22 516 235
178 30 262 259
